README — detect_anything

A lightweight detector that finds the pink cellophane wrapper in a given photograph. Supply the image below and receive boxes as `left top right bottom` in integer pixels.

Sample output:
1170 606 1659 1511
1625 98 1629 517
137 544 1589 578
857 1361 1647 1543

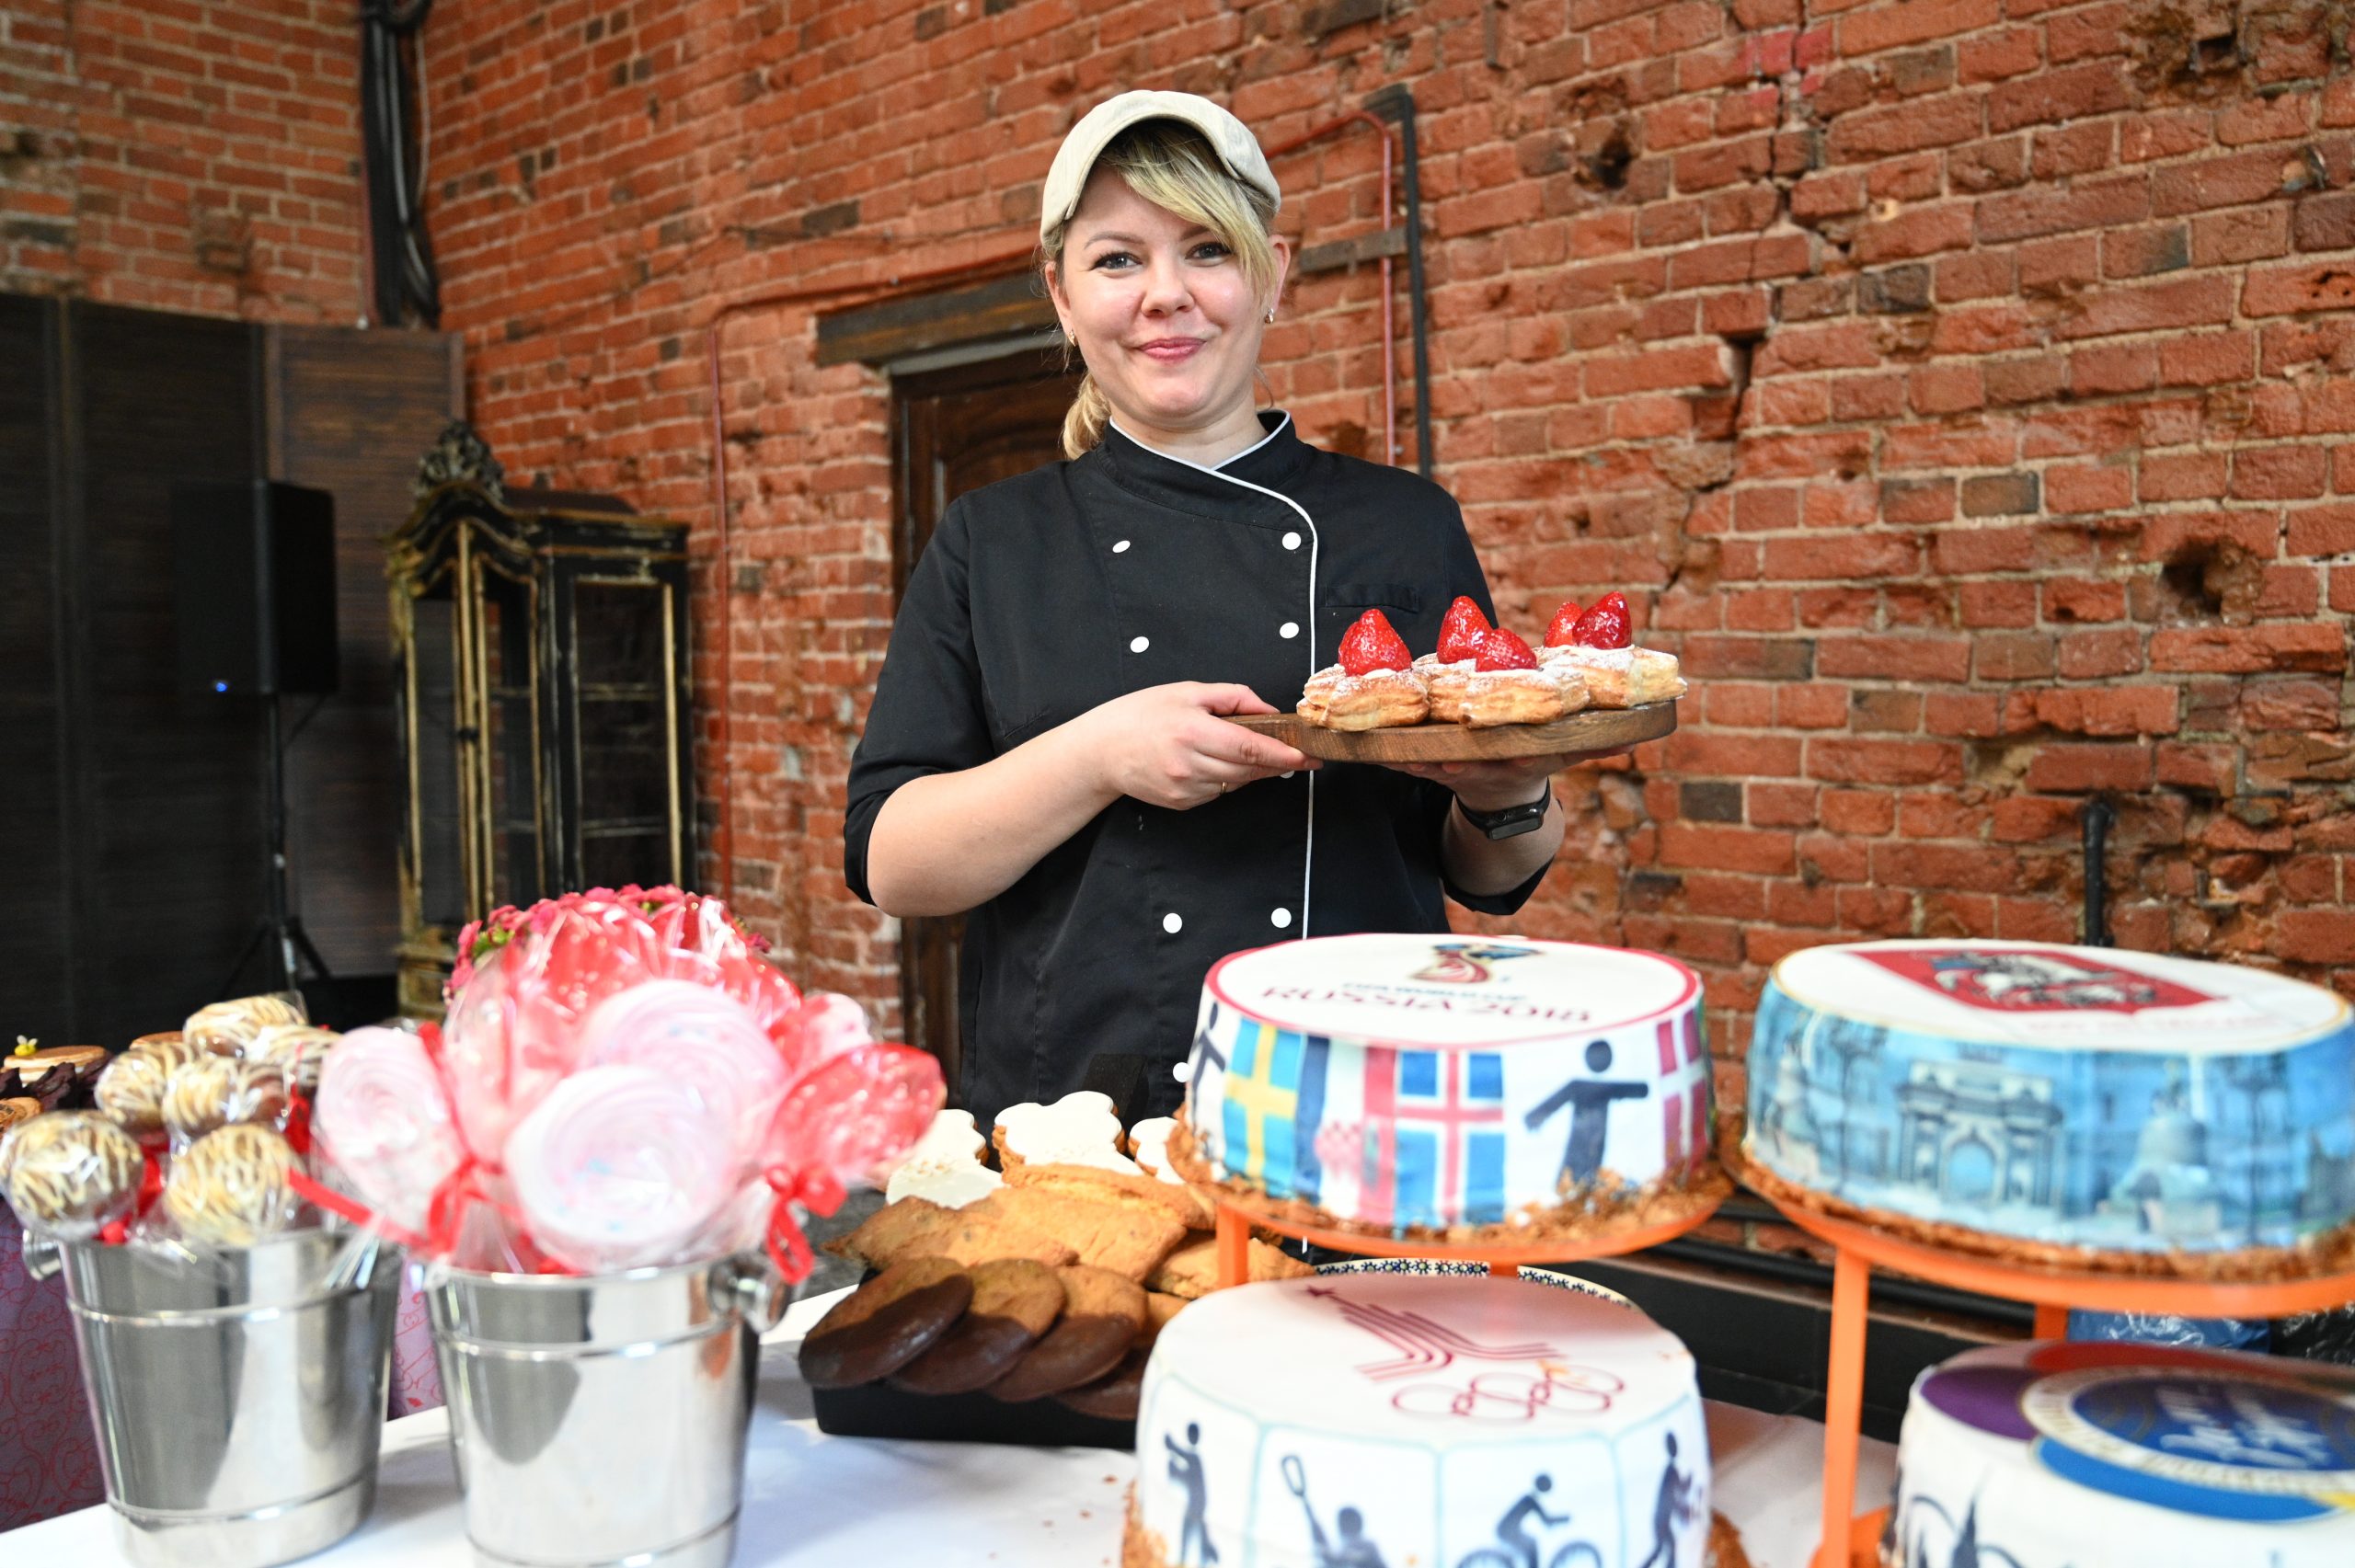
504 1065 739 1275
311 1026 464 1236
576 980 787 1164
765 1043 945 1194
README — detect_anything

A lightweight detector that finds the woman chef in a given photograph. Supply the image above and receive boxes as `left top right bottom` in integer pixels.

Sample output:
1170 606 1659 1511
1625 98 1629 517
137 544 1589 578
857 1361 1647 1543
845 91 1604 1128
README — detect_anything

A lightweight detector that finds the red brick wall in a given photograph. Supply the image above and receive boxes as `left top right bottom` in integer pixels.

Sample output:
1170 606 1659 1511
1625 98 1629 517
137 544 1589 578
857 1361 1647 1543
392 2 2355 1087
0 0 363 318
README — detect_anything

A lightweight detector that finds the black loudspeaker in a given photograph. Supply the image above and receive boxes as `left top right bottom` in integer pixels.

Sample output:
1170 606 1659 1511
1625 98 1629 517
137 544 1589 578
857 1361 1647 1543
171 479 340 696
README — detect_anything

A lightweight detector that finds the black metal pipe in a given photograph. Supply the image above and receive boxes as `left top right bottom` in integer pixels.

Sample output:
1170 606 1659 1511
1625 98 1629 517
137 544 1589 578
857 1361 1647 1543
2082 796 2115 947
1365 86 1434 478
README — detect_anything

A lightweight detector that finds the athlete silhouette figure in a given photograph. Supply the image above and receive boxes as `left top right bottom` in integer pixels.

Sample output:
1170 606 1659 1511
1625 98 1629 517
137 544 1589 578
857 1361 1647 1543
1524 1040 1650 1184
1166 1422 1219 1564
1634 1432 1697 1568
1282 1454 1388 1568
1495 1474 1568 1568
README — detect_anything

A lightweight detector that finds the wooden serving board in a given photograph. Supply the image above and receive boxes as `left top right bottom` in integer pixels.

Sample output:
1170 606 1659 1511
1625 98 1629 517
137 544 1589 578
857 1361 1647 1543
1225 700 1677 762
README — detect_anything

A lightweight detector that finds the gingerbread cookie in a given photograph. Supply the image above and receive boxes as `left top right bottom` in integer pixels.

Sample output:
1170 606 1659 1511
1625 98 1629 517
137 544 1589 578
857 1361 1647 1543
966 1185 1187 1282
1145 1233 1315 1299
883 1108 1004 1210
989 1264 1145 1402
888 1257 1065 1395
798 1256 973 1390
824 1196 1078 1272
992 1091 1139 1173
1005 1161 1212 1230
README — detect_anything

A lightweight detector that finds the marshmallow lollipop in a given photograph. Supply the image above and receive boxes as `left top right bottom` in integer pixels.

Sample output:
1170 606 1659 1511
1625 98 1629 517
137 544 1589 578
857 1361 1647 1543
165 1124 303 1247
504 1065 739 1275
575 980 787 1163
311 1026 464 1236
1 1112 145 1241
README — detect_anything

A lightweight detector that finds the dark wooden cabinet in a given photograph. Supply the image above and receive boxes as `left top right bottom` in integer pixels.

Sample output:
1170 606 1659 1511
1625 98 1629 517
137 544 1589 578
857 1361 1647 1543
1 296 457 1046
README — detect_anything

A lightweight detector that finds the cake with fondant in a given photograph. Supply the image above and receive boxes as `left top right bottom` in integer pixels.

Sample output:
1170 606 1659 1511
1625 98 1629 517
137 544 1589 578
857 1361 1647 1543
1887 1339 2355 1568
1174 934 1723 1241
1740 940 2355 1274
1127 1269 1710 1568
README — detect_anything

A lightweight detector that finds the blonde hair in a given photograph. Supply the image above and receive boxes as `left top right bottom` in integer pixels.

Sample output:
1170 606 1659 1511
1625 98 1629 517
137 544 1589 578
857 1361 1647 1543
1041 120 1281 460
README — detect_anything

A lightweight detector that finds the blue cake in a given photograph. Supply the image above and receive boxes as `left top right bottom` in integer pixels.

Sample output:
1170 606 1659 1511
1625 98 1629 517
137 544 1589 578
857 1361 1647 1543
1741 940 2355 1270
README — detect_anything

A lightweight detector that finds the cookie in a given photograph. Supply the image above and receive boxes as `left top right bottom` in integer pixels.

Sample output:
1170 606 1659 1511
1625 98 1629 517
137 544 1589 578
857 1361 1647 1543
1053 1345 1148 1421
0 1098 44 1136
966 1186 1186 1282
1146 1233 1315 1299
798 1256 973 1390
823 1195 1078 1272
992 1091 1139 1174
1005 1161 1212 1230
889 1256 1065 1395
988 1264 1145 1402
882 1109 1004 1210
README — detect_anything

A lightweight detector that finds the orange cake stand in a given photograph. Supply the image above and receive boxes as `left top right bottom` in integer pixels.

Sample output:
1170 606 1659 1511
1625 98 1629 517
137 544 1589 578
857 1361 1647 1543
1763 1196 2355 1568
1212 1185 1725 1286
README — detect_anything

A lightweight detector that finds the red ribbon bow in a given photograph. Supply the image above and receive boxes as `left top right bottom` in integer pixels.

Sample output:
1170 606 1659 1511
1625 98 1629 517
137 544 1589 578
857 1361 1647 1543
762 1164 845 1285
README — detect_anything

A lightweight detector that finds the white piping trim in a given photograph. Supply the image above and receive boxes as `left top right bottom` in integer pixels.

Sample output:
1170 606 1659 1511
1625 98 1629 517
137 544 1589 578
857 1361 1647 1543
1109 414 1318 936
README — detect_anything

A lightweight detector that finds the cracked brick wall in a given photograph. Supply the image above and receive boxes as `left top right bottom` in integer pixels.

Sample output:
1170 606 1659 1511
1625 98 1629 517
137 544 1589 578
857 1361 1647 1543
0 0 363 317
38 2 2353 1129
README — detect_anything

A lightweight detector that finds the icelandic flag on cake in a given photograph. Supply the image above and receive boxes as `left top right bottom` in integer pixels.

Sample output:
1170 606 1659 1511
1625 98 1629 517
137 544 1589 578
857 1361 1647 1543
1353 1047 1508 1229
1220 1021 1331 1202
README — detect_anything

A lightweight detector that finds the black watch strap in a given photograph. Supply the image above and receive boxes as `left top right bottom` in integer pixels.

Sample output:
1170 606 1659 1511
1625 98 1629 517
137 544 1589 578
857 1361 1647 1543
1455 787 1553 841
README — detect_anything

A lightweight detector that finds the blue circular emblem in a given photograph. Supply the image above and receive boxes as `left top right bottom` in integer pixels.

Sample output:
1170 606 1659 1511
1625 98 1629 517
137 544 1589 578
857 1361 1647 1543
2023 1368 2355 1518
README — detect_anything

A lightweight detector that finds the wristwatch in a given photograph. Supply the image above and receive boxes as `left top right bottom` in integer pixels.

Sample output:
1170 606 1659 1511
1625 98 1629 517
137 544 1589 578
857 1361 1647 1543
1455 786 1554 841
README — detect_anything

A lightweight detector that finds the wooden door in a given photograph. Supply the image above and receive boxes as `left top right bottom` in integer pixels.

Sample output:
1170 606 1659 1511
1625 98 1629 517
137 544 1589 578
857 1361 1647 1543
889 346 1084 1092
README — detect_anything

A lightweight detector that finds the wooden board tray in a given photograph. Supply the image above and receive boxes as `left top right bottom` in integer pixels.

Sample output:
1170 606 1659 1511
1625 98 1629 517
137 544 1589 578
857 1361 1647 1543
1226 700 1677 761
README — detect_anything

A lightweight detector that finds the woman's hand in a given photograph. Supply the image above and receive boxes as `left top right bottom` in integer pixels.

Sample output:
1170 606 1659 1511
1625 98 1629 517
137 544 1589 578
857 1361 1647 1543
1083 681 1316 809
1387 748 1633 810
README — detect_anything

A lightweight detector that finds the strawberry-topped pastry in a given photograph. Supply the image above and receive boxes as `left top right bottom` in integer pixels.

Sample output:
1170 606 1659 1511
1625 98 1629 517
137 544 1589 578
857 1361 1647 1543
1297 609 1431 730
1457 625 1591 728
1416 595 1490 723
1536 590 1688 708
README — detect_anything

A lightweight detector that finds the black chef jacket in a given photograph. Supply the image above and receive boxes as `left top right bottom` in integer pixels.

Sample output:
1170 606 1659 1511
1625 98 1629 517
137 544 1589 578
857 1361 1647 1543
844 410 1552 1128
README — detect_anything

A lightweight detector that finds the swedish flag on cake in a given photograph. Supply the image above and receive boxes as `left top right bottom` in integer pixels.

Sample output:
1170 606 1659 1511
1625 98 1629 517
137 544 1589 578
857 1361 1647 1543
1180 935 1716 1238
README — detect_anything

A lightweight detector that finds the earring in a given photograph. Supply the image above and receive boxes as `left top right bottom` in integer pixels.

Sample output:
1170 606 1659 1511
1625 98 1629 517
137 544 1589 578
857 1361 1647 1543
1265 308 1276 323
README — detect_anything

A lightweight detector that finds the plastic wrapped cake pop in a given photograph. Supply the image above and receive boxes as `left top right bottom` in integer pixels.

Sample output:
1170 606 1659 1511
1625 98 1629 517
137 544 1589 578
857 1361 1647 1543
164 1124 304 1247
95 1051 174 1141
245 1023 339 1089
160 1057 289 1147
185 994 304 1058
1 1112 145 1241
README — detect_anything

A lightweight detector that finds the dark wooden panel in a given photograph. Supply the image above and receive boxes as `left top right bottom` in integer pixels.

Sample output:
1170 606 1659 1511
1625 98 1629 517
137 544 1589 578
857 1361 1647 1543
0 296 72 1042
269 325 461 977
70 302 269 1045
818 273 1055 367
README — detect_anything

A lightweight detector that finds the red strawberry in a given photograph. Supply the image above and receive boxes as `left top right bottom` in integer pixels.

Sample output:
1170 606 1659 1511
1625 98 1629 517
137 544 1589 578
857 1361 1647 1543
1474 626 1538 671
1338 608 1412 675
1571 591 1633 649
1542 599 1584 647
1436 596 1491 663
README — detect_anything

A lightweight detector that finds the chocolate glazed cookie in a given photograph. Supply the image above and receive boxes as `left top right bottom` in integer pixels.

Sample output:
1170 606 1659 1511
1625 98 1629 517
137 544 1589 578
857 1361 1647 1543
988 1265 1145 1402
798 1256 973 1389
889 1257 1065 1395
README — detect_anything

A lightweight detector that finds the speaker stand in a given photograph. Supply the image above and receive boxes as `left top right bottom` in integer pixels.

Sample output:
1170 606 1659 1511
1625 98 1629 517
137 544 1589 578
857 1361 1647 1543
218 694 336 999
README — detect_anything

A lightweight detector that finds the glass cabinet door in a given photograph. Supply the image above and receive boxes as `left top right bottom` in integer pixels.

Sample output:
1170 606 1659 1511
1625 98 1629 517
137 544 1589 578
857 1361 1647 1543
567 575 680 892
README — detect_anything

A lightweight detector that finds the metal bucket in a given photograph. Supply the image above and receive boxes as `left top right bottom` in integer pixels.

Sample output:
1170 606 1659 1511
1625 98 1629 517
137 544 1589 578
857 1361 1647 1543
427 1253 788 1568
29 1229 398 1567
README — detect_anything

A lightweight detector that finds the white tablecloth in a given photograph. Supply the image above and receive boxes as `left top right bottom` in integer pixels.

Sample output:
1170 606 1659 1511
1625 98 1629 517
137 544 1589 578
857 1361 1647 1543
4 1289 1894 1567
